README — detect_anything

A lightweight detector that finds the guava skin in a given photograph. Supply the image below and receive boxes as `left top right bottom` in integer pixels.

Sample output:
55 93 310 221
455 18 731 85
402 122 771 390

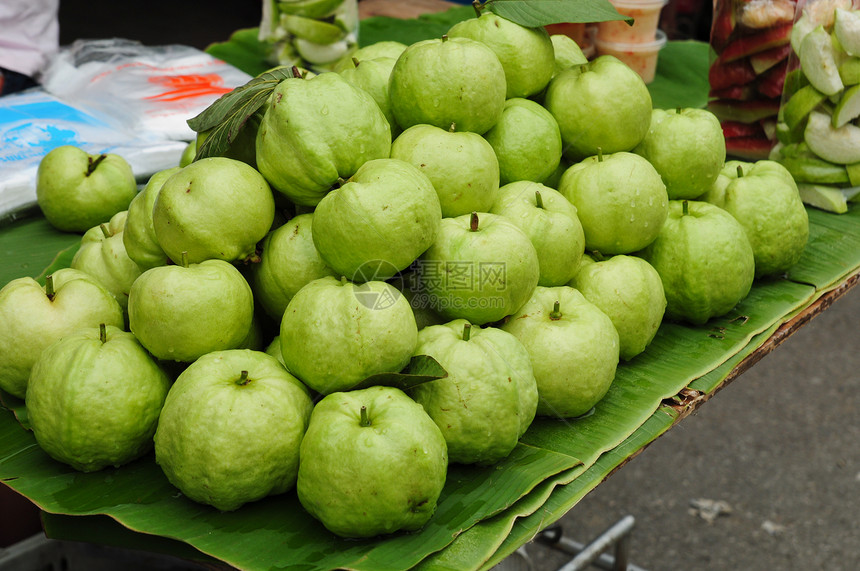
297 385 448 538
388 36 507 134
128 259 255 362
0 268 124 399
544 55 653 160
447 12 555 99
558 152 668 255
639 200 756 325
502 287 620 418
154 350 313 511
26 326 170 472
123 167 180 271
633 107 727 200
338 56 399 138
390 124 500 218
36 145 138 233
279 276 418 395
418 212 540 325
312 158 442 281
408 319 538 465
570 255 666 361
152 157 275 265
490 181 585 287
256 72 391 206
71 210 142 313
701 160 809 278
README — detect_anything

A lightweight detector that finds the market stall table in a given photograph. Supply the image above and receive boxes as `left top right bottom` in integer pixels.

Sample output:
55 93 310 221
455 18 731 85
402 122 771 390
2 4 859 570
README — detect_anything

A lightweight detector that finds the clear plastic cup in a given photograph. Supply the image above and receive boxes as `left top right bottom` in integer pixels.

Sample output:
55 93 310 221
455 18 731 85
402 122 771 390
594 29 668 84
597 0 668 43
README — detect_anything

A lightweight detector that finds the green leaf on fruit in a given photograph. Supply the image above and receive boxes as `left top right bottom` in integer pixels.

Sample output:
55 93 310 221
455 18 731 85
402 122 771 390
347 354 447 392
482 0 632 27
186 66 298 160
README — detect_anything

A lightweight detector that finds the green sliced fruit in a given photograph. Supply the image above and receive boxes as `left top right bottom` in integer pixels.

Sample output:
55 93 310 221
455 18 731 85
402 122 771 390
834 8 860 57
779 153 850 184
832 83 860 127
801 25 845 96
790 12 816 55
847 162 860 186
782 67 810 100
782 84 827 140
839 58 860 85
281 14 344 45
797 183 849 213
804 110 860 164
277 0 344 19
295 38 351 65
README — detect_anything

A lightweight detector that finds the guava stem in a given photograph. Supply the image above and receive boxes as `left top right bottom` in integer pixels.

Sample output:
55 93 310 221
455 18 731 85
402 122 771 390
99 224 111 239
736 164 744 178
549 301 562 321
591 250 605 262
597 147 604 162
442 34 449 42
99 323 107 343
360 405 371 426
180 251 189 268
86 154 107 176
45 274 55 301
236 370 251 386
535 190 544 209
336 177 347 188
682 200 690 216
463 323 472 341
470 211 479 232
471 0 483 17
351 57 360 68
448 122 457 133
676 107 682 114
340 275 348 285
291 65 302 78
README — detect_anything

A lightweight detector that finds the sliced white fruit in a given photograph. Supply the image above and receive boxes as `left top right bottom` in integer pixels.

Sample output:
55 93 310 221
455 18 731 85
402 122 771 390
805 110 860 164
791 13 817 54
797 183 849 213
832 83 860 127
834 8 860 56
294 38 351 65
801 26 845 96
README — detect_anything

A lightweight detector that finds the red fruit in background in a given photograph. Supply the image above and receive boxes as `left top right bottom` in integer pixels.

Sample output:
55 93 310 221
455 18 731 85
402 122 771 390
725 135 774 160
709 58 757 90
750 43 792 75
719 23 793 62
710 0 737 51
708 98 781 123
710 84 758 101
721 121 763 139
758 62 789 99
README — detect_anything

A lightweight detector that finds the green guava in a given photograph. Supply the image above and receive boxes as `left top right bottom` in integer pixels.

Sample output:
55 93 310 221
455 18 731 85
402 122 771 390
154 349 313 511
297 385 447 538
408 319 538 464
123 167 179 270
26 325 170 472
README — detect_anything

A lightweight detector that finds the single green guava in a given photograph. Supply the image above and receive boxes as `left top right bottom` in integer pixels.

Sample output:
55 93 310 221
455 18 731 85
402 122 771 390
256 72 391 206
408 319 538 464
36 145 138 233
128 259 255 362
483 98 563 186
390 124 500 218
297 385 447 538
558 151 668 254
71 210 141 313
123 167 179 271
0 269 124 398
490 181 585 286
418 212 540 325
388 36 507 134
154 349 313 511
633 108 727 200
447 11 555 98
501 286 619 418
26 325 170 472
702 160 809 278
312 158 442 281
639 200 756 325
544 55 653 160
279 276 418 394
570 255 666 361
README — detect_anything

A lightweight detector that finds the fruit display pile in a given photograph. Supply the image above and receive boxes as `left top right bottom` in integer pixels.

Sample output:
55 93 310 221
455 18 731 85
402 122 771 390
0 2 822 543
771 0 860 213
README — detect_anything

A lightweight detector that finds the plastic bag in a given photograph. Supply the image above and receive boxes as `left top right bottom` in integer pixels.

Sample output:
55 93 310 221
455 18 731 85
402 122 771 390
708 0 798 159
40 39 252 142
770 0 860 212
